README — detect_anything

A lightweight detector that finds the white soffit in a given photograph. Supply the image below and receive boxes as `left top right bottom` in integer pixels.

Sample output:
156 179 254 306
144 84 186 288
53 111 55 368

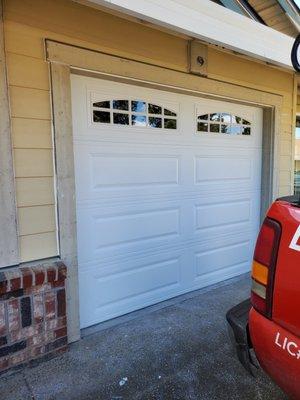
75 0 295 70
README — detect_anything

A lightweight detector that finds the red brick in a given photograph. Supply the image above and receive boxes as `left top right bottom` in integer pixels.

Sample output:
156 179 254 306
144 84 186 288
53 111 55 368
56 263 67 286
44 330 55 342
27 334 42 347
33 294 44 323
12 324 44 343
7 299 20 332
30 345 45 358
57 316 67 328
45 292 55 320
27 330 52 347
47 267 56 283
10 330 22 342
21 268 33 289
45 319 57 330
0 280 7 295
0 303 6 336
55 327 67 339
33 268 45 286
10 277 21 291
57 262 67 276
0 263 68 373
57 289 66 317
0 357 9 371
45 316 66 331
32 324 44 337
25 284 51 295
10 350 27 366
52 281 65 288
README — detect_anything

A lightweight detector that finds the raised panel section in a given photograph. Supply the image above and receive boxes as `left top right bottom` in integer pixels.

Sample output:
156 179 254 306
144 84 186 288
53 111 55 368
91 154 179 188
195 157 251 183
94 208 180 249
80 257 181 327
195 241 250 277
95 258 180 307
195 201 251 230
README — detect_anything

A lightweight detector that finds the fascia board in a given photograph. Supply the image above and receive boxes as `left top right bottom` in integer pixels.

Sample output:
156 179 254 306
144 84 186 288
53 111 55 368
79 0 295 69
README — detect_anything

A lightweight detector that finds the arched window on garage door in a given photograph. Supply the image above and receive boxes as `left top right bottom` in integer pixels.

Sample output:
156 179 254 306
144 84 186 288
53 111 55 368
92 99 178 130
197 112 251 135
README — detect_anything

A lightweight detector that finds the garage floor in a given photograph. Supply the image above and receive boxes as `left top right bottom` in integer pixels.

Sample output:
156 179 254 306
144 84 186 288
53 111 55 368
1 274 287 400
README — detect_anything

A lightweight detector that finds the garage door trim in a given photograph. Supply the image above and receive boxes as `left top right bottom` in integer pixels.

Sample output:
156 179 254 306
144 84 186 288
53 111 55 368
47 39 281 342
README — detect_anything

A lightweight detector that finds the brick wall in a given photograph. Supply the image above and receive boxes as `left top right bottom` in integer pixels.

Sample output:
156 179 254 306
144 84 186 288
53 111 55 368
0 261 67 372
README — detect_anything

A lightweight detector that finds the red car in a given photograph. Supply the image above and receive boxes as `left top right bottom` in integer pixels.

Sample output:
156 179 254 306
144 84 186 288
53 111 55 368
227 195 300 398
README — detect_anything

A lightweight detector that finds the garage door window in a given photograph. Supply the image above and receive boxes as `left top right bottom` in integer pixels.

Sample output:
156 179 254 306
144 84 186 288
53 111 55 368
197 112 251 135
92 99 177 130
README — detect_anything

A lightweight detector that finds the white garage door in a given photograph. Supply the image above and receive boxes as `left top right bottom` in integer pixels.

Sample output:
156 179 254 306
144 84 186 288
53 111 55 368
71 75 263 329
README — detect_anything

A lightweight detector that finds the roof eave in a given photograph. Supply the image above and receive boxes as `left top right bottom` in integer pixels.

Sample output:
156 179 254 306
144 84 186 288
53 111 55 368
74 0 295 70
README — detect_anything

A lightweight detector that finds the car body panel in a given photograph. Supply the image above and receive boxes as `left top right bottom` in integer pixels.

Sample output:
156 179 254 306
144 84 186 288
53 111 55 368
268 201 300 337
249 308 300 399
249 200 300 398
227 198 300 398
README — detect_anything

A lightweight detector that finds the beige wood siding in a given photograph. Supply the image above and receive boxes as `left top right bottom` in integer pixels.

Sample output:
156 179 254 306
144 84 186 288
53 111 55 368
2 0 297 262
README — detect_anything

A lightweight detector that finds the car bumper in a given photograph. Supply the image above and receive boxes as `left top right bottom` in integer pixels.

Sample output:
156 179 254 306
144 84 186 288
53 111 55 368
249 308 300 398
226 299 258 375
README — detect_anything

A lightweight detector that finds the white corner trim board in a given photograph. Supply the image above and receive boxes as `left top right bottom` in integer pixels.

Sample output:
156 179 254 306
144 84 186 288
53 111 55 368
74 0 294 70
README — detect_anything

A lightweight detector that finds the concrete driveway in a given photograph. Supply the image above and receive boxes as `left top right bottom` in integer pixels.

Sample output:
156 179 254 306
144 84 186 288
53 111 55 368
1 275 287 400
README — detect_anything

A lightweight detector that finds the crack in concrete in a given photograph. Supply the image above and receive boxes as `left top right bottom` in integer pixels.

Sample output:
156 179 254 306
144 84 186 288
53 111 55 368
22 371 36 400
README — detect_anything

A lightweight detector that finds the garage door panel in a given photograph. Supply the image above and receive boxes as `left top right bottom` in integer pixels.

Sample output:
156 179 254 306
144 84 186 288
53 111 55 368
93 207 180 249
78 224 255 272
195 200 251 230
74 148 260 202
194 156 252 183
76 203 186 264
91 257 181 307
193 225 255 263
71 75 263 328
79 256 183 327
74 144 184 200
195 240 251 278
90 153 180 188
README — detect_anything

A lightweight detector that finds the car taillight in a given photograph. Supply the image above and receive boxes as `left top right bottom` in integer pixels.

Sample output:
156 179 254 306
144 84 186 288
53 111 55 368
251 217 281 318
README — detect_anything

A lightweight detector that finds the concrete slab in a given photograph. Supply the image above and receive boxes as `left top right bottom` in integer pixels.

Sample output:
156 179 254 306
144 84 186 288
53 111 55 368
0 372 33 400
0 275 288 400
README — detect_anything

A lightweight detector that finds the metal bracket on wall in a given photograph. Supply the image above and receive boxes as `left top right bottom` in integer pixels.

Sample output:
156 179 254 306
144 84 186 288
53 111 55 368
188 40 208 76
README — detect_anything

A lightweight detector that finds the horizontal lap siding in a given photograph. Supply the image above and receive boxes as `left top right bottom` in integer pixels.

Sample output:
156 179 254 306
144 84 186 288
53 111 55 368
3 0 296 262
4 2 57 262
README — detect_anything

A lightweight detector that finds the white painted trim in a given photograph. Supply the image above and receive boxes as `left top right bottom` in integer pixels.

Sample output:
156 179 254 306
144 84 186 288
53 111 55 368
50 62 80 343
0 0 19 267
75 0 295 69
